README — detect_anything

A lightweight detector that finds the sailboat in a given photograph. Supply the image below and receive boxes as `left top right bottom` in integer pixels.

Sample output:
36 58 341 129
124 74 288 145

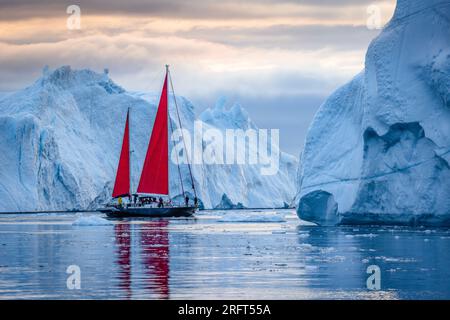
100 66 197 218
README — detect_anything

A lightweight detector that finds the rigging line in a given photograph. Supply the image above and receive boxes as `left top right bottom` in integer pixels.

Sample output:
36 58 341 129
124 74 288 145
140 69 166 94
167 68 197 198
169 109 185 198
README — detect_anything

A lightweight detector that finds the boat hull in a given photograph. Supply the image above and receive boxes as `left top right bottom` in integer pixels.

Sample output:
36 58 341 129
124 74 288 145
98 206 196 218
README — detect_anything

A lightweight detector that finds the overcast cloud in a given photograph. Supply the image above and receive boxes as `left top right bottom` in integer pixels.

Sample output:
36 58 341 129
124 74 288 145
0 0 396 154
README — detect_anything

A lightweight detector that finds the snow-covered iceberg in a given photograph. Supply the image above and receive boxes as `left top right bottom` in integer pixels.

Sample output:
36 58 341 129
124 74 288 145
297 0 450 226
0 66 297 212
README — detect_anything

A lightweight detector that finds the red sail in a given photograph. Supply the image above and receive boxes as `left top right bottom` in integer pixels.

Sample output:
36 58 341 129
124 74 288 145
137 72 169 195
112 109 130 198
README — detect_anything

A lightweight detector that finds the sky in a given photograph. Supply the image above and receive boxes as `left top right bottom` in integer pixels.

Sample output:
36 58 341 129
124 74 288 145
0 0 396 155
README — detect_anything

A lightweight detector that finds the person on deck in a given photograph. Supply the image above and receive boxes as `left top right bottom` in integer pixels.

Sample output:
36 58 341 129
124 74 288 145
185 195 189 207
194 196 198 207
158 197 164 208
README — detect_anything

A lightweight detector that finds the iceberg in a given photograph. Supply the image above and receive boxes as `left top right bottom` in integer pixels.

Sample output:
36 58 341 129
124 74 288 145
296 0 450 226
214 194 245 210
0 66 297 211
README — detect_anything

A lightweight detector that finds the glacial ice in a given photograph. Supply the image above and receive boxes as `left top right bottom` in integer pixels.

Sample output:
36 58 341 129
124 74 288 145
296 0 450 226
0 66 297 211
214 194 245 210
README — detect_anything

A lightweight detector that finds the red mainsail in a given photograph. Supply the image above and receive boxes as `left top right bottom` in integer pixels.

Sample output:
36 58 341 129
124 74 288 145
112 109 130 198
137 72 169 195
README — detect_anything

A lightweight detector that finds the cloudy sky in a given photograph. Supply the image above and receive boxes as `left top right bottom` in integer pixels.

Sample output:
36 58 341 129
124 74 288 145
0 0 396 155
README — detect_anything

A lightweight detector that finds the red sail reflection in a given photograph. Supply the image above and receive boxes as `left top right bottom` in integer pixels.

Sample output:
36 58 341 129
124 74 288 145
140 220 170 299
114 223 132 299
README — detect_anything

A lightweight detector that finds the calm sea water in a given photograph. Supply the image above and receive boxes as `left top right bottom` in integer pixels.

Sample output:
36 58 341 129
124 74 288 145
0 209 449 300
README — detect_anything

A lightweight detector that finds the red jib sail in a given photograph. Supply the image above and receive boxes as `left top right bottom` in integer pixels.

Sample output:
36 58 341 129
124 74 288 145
137 72 169 195
112 109 130 198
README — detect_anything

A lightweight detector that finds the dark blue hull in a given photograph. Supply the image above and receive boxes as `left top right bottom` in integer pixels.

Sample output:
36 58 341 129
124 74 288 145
99 206 196 218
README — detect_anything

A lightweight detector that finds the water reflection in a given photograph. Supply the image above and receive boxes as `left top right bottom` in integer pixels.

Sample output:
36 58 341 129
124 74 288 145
1 211 450 299
296 226 370 292
296 225 450 299
114 223 132 299
113 220 170 299
140 220 170 299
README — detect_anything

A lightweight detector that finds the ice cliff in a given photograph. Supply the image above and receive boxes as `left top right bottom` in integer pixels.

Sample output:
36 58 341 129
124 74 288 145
0 66 297 211
297 0 450 226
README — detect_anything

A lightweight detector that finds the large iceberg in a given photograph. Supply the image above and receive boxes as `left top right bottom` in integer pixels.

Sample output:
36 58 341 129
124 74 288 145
297 0 450 226
0 66 297 212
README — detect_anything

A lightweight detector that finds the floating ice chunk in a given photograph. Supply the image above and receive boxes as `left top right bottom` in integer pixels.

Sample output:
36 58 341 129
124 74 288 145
217 212 286 223
72 215 113 226
297 232 310 238
328 256 346 262
354 233 378 238
319 247 336 254
374 256 416 263
297 244 314 251
344 233 377 238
